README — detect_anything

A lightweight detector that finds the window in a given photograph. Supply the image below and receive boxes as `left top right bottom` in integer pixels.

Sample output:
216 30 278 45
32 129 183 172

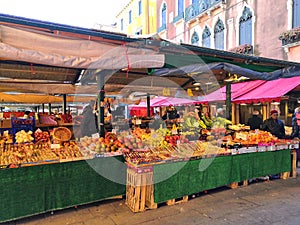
162 3 167 26
129 10 132 24
239 6 252 45
178 0 184 15
214 19 225 50
293 0 300 28
138 1 142 16
191 31 199 45
120 18 124 31
202 26 211 48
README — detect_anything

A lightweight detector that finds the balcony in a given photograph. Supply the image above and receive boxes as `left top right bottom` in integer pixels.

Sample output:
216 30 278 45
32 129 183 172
229 44 253 55
279 27 300 46
185 0 223 23
173 12 184 24
158 24 167 33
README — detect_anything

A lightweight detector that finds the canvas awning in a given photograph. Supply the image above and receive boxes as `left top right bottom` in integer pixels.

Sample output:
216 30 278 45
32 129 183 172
197 80 266 103
128 96 197 110
0 92 93 104
0 25 165 70
233 77 300 104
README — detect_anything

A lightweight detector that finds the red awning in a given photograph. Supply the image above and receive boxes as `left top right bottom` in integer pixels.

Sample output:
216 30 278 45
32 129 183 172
233 77 300 104
197 80 266 103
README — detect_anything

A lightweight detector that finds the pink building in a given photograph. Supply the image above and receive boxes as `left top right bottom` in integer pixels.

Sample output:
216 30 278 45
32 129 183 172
156 0 292 60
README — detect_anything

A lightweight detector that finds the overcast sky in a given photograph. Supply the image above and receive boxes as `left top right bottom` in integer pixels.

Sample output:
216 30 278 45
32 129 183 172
0 0 129 28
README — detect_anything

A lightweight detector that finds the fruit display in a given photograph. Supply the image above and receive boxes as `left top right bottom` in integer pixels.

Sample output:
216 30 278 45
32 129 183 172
123 140 230 166
0 131 13 144
79 132 124 154
15 130 34 143
233 130 278 145
34 129 50 142
0 141 84 166
53 127 72 142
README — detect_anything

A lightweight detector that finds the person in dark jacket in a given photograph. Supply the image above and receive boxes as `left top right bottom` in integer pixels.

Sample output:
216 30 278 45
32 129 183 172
290 106 300 167
80 100 98 137
290 106 300 139
261 109 285 139
247 110 263 130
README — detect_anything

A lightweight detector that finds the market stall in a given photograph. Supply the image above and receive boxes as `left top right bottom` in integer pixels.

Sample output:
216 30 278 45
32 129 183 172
0 13 300 223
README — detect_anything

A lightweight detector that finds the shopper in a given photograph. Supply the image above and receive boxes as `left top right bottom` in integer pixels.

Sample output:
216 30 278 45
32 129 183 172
80 100 98 137
290 106 300 139
290 106 300 168
261 110 285 139
247 110 263 130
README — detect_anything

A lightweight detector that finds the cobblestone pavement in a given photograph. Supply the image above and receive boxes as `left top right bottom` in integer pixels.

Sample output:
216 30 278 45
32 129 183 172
3 169 300 225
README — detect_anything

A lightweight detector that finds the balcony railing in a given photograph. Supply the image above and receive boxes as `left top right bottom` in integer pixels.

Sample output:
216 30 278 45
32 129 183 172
158 24 167 33
173 12 184 23
185 0 223 22
279 27 300 46
229 44 253 55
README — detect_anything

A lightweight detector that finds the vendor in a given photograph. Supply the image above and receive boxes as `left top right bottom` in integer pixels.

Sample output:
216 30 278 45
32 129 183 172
261 110 285 139
247 110 263 130
216 108 225 118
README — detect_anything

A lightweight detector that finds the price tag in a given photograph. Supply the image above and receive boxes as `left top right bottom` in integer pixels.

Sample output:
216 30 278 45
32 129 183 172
51 144 61 149
136 119 142 125
92 133 100 138
172 129 178 135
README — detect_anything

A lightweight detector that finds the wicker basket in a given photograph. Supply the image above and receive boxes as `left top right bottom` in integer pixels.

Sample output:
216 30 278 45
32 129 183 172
53 127 72 142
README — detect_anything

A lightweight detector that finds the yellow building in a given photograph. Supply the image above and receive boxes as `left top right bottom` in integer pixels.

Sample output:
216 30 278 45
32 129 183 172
116 0 157 35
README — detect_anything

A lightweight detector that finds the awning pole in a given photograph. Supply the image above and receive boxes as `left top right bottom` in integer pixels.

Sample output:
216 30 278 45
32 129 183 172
226 82 231 120
62 94 67 114
97 73 105 138
147 93 151 117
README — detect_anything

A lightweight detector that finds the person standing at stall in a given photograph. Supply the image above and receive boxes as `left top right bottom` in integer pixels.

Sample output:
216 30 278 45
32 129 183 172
290 106 300 167
80 100 98 137
261 110 285 139
247 110 263 130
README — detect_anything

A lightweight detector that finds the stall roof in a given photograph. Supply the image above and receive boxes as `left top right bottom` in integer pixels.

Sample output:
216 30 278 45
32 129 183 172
233 77 300 104
196 80 266 103
196 77 300 104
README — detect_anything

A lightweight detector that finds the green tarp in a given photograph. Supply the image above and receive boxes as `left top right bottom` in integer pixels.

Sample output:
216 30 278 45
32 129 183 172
0 156 126 223
153 150 291 203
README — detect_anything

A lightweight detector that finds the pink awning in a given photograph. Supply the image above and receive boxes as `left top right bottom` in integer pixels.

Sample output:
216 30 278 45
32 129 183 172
197 80 266 103
128 96 197 110
233 77 300 104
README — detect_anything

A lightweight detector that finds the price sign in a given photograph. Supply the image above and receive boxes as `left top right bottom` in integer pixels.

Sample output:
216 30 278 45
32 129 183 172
51 144 61 149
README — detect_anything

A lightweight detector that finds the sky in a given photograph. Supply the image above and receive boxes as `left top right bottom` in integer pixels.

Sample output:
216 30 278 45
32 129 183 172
0 0 130 28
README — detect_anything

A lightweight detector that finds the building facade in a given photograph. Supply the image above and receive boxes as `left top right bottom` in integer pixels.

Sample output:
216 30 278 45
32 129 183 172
279 0 300 62
155 0 290 60
116 0 299 61
116 0 157 36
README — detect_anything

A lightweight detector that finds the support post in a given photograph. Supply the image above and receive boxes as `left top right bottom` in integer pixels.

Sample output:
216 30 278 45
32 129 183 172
225 82 231 120
48 103 51 115
62 94 67 114
147 93 151 117
97 73 105 137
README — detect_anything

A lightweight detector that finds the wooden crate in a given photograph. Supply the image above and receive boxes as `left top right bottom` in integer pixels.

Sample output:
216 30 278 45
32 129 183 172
125 166 157 212
291 150 297 178
228 180 248 189
166 195 189 206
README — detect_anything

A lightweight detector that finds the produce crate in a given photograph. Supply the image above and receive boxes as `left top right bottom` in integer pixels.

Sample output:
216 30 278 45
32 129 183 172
11 118 35 143
125 165 157 212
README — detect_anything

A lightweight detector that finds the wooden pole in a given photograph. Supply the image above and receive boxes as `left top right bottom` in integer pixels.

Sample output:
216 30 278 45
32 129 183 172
97 73 105 138
62 94 67 114
225 82 231 120
147 93 151 117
